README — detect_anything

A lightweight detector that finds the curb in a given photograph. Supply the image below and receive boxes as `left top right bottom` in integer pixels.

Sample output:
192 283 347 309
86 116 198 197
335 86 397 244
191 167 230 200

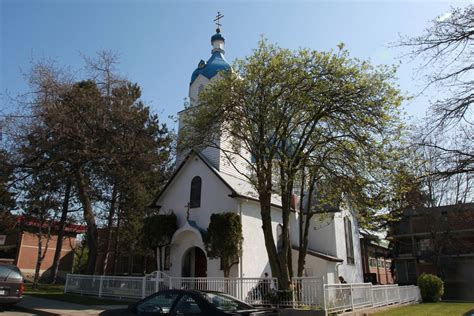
15 304 62 316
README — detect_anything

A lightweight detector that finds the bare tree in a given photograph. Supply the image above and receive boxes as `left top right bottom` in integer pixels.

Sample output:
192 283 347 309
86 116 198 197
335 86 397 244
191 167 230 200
399 4 473 176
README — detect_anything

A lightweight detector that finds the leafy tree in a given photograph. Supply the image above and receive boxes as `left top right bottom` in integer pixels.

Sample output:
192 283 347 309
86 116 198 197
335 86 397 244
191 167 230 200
142 213 178 271
204 213 243 278
19 172 61 287
7 53 173 275
184 40 403 288
0 150 16 234
398 4 473 177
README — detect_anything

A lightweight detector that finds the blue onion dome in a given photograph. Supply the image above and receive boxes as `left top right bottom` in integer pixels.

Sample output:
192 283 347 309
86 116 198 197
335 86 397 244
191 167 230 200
190 29 231 85
211 32 225 43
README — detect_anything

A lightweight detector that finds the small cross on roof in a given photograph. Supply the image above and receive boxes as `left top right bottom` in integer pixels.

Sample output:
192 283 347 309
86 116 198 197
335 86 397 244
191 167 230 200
214 11 224 31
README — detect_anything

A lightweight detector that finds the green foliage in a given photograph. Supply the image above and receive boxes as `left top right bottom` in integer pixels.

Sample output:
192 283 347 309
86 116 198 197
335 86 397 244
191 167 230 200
184 39 404 285
417 273 444 302
72 242 89 274
204 213 243 277
0 150 15 213
142 213 178 250
8 53 174 274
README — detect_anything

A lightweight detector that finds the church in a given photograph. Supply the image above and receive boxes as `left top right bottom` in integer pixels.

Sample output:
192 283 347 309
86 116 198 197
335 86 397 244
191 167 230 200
152 22 363 284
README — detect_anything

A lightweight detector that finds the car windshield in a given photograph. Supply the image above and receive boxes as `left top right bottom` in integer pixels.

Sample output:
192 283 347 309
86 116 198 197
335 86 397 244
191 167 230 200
202 292 253 312
0 265 22 281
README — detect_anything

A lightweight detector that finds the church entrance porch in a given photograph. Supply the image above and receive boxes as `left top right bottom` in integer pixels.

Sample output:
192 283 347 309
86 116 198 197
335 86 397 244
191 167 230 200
182 246 207 277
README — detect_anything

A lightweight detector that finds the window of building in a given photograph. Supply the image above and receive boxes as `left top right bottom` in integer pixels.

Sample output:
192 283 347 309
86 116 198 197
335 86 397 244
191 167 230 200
369 257 377 267
164 246 171 270
276 224 283 254
344 217 355 264
190 176 202 208
418 239 431 252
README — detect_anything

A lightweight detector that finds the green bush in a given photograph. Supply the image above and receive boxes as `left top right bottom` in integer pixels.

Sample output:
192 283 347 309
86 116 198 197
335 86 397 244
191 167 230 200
417 273 444 302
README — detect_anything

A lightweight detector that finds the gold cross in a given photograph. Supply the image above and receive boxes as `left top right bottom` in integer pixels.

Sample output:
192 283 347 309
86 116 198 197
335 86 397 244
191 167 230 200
214 11 224 30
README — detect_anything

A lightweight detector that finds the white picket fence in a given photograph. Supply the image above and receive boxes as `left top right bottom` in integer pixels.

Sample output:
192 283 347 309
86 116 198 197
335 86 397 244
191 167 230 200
65 272 279 305
64 273 420 313
324 283 421 313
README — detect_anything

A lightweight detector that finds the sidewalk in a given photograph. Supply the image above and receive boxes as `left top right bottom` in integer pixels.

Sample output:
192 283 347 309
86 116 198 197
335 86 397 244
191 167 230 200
16 296 127 316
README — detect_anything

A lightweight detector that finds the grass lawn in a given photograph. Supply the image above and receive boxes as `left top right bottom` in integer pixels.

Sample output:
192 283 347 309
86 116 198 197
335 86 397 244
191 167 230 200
371 302 474 316
24 283 134 306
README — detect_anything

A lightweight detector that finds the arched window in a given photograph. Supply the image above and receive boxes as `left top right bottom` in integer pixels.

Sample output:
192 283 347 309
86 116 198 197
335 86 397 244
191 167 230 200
344 216 355 264
190 176 202 208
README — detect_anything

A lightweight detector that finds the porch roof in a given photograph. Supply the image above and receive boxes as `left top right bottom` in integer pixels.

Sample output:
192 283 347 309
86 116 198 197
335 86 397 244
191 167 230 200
292 245 343 263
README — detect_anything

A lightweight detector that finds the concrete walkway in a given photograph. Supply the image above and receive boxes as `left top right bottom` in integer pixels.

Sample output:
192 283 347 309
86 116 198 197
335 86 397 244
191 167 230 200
16 296 127 316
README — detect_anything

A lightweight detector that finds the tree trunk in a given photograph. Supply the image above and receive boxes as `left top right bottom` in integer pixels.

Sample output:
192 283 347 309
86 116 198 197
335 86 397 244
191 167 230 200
112 210 122 275
75 167 98 275
297 176 315 277
33 233 43 288
277 162 295 290
49 178 72 284
258 187 284 288
157 246 163 271
33 218 53 288
102 183 118 275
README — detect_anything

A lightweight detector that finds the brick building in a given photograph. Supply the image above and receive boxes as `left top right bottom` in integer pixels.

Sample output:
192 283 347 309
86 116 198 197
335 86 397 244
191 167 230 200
0 216 85 281
360 231 393 284
390 203 474 300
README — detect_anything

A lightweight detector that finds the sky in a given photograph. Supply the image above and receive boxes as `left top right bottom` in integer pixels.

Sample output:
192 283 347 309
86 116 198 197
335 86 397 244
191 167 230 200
1 0 472 131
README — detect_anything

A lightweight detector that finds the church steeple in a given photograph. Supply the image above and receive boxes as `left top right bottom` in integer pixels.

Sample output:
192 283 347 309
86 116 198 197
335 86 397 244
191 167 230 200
189 12 230 85
211 12 225 54
211 29 225 54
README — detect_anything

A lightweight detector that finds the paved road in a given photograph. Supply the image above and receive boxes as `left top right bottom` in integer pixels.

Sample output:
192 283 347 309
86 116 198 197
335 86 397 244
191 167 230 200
0 306 39 315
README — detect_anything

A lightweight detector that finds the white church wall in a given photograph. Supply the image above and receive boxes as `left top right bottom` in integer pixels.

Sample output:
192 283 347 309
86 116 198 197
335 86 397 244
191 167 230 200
290 249 328 278
218 130 253 179
189 74 209 106
240 200 282 278
156 155 241 277
176 110 221 169
333 209 364 284
290 212 338 258
156 155 238 229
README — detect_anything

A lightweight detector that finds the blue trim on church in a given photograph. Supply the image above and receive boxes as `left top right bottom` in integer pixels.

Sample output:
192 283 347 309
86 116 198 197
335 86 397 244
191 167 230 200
188 220 207 238
190 51 231 85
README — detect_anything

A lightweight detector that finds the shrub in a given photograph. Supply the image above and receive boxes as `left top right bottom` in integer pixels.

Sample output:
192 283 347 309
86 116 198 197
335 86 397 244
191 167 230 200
417 273 444 302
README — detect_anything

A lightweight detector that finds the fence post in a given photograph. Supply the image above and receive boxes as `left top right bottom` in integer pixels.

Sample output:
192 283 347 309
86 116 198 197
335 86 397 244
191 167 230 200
155 274 159 293
169 277 173 290
64 274 69 294
384 285 388 306
370 284 374 307
141 276 146 298
350 284 354 311
322 282 327 314
99 275 104 298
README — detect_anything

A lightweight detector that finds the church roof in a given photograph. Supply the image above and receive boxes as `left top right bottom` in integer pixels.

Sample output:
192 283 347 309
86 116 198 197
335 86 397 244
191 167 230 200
190 51 231 85
151 150 283 209
291 245 343 263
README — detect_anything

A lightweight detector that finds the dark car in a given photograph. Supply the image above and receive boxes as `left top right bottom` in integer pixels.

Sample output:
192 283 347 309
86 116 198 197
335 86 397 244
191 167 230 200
0 264 24 306
100 289 278 316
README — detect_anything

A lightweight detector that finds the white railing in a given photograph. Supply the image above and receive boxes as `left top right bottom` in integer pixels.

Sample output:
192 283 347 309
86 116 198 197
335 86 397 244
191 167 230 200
291 276 325 308
65 273 421 312
325 283 421 314
65 273 276 305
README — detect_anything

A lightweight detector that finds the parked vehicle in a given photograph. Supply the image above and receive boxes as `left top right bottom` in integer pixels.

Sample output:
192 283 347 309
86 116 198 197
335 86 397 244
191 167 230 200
0 264 24 306
100 289 278 315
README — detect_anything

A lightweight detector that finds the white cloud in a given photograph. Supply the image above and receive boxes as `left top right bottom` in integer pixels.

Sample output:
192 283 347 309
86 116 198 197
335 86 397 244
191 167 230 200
437 11 452 22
